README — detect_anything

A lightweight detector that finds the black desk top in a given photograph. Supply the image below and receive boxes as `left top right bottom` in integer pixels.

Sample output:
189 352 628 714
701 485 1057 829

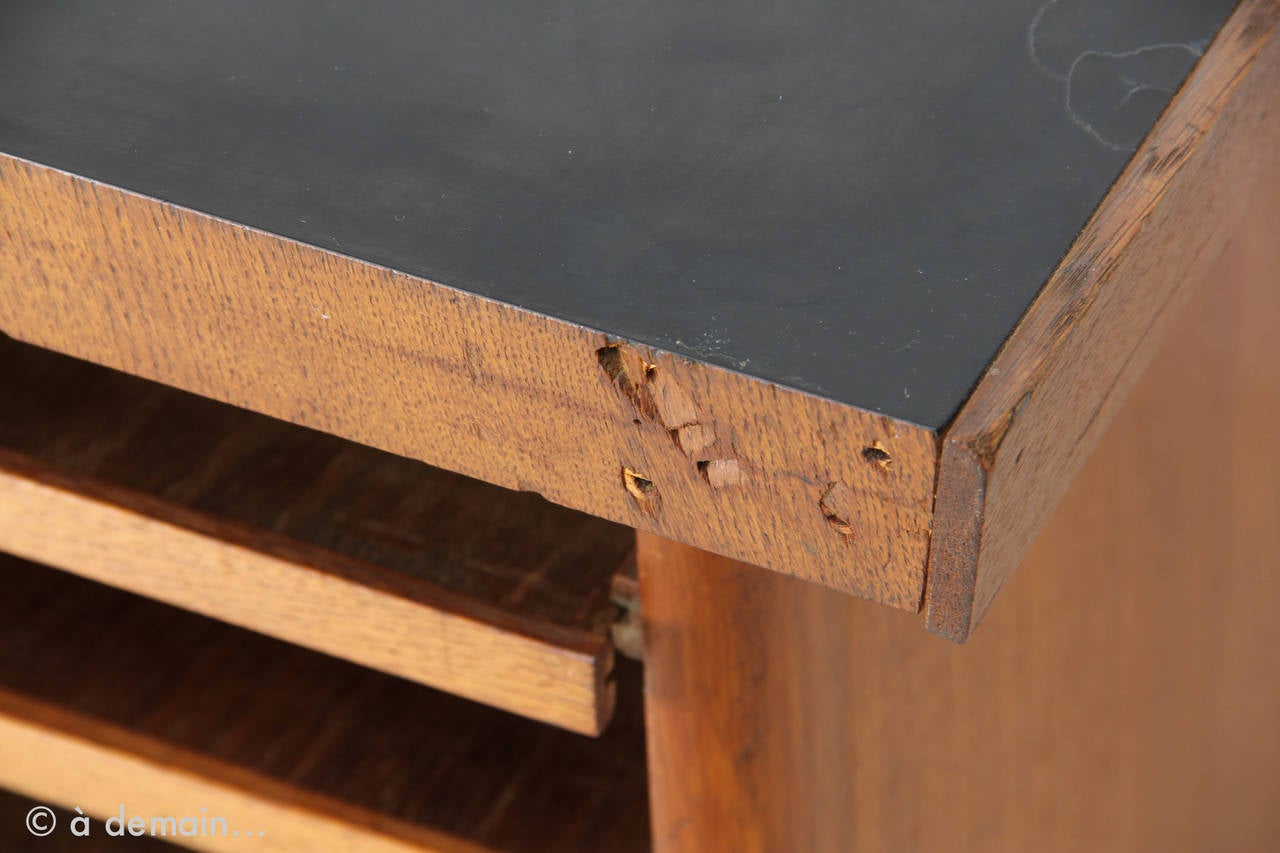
0 0 1234 428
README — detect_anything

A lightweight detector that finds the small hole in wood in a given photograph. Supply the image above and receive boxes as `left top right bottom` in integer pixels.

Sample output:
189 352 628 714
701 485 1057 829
623 468 653 495
596 344 626 383
596 343 656 419
823 514 856 544
862 442 891 469
622 467 660 515
818 482 857 544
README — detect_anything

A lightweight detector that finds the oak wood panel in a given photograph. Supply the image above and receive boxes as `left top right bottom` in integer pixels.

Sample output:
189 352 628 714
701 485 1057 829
0 556 650 852
0 338 630 734
925 0 1280 640
0 164 936 611
641 163 1280 851
639 530 851 853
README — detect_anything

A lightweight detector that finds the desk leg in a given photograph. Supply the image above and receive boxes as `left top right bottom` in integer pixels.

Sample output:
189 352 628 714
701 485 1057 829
638 531 858 853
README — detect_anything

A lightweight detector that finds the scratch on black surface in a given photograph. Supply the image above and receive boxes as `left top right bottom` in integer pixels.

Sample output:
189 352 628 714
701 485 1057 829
1028 0 1069 81
1063 42 1202 151
1029 0 1206 151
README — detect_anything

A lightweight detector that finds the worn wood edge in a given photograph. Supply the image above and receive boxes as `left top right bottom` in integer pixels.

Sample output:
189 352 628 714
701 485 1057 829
924 0 1280 641
0 159 937 611
0 688 493 853
0 450 614 735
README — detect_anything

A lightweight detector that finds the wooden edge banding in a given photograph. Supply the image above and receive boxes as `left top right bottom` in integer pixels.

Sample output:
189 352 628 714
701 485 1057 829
0 452 614 735
0 689 492 853
919 446 986 643
0 159 937 611
925 0 1280 641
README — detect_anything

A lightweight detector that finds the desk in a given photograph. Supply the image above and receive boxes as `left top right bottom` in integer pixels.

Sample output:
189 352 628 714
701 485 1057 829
0 1 1277 849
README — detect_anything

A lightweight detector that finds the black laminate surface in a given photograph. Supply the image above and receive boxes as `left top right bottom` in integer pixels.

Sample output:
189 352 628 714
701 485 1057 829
0 0 1235 428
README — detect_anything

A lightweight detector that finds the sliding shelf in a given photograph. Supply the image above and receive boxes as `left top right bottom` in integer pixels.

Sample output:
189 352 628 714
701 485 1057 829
0 555 650 852
0 337 635 735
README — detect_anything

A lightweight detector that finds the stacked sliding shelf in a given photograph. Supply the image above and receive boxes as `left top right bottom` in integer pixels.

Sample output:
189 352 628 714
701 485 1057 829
0 334 651 851
0 554 649 852
0 337 635 737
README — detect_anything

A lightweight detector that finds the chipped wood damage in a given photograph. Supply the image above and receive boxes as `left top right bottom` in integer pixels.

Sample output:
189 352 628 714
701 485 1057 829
594 339 933 609
599 341 745 495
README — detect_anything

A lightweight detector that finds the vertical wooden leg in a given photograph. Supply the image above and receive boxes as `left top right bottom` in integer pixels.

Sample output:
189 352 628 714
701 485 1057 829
639 177 1280 852
638 532 860 852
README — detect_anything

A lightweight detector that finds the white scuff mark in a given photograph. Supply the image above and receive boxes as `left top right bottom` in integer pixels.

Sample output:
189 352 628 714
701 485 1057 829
1028 0 1067 81
1027 1 1204 151
1062 43 1201 151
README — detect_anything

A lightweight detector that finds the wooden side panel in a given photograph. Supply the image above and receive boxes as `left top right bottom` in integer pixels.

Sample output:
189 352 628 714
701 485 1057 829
641 172 1280 850
639 530 857 853
926 0 1280 640
0 160 936 610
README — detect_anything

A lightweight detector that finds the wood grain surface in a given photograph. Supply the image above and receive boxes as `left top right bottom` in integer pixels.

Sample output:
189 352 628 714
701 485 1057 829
0 556 650 852
925 0 1280 640
641 153 1280 851
0 339 631 734
0 159 936 610
639 530 855 853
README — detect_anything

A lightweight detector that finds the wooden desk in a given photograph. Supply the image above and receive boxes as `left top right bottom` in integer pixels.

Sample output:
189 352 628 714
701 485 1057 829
0 1 1277 849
